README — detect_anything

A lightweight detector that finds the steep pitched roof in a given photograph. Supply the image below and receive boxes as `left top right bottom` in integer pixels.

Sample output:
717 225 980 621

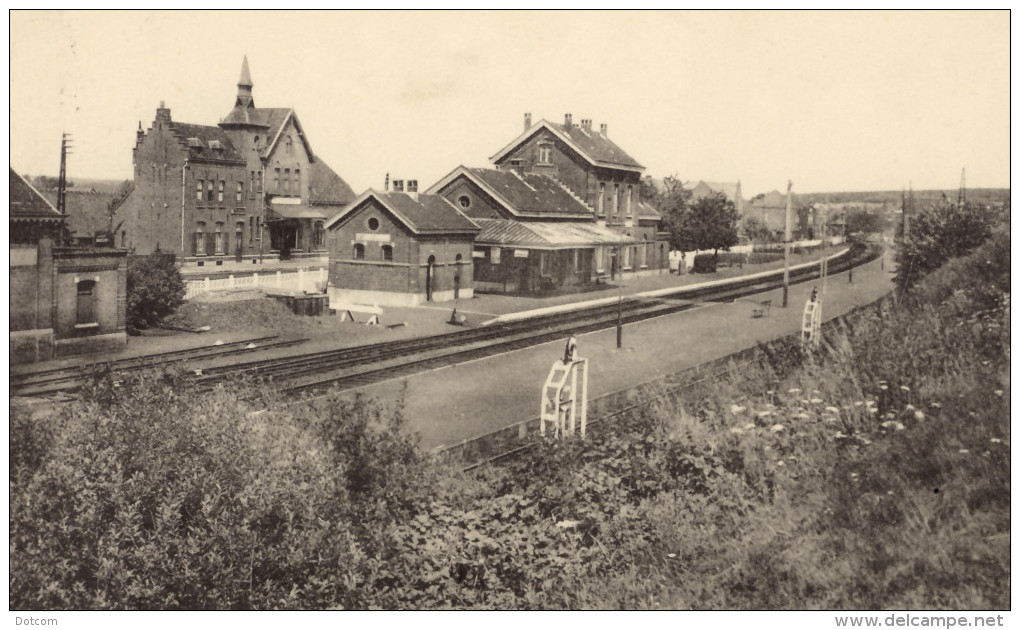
324 190 480 235
308 157 356 207
489 120 644 172
427 166 593 219
169 122 245 163
10 169 64 221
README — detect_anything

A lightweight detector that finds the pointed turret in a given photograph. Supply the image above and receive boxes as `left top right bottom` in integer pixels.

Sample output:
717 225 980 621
234 55 255 110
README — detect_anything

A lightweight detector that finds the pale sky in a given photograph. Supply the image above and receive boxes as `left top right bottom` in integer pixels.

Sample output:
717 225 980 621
8 10 1010 196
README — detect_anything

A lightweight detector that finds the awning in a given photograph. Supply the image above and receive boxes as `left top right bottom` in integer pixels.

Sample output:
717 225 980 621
267 204 330 220
474 219 642 250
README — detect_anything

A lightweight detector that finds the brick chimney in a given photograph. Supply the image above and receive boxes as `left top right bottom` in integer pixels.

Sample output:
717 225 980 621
599 123 608 138
564 113 573 129
524 112 532 131
407 179 419 200
581 118 592 132
136 121 144 142
384 172 390 191
392 179 404 193
155 100 171 124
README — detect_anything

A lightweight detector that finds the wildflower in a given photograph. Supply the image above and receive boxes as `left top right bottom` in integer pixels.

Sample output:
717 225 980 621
770 424 785 433
914 410 925 421
854 401 864 407
825 406 840 414
895 422 905 431
958 449 969 454
744 423 756 430
667 553 676 559
994 390 1003 397
788 388 802 394
867 407 878 415
776 460 785 467
835 431 847 439
887 491 894 496
556 519 581 529
813 389 821 394
900 385 911 392
810 398 824 404
796 412 811 419
905 404 915 411
981 360 990 366
730 404 746 414
930 402 941 409
729 427 743 435
758 410 773 418
990 438 1002 444
194 369 203 376
859 438 873 445
879 385 888 391
850 472 858 478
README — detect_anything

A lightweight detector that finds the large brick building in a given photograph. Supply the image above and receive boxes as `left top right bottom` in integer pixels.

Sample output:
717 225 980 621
324 187 479 306
117 57 354 267
427 113 669 294
10 168 127 363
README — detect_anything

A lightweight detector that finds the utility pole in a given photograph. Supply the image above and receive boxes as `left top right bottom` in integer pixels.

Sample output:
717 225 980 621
782 180 793 307
56 133 73 245
958 168 966 208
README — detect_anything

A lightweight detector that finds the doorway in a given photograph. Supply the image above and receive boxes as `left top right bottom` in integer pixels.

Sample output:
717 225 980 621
426 255 435 301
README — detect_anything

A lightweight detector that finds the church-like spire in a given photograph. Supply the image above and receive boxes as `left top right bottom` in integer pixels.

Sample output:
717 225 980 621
235 55 254 109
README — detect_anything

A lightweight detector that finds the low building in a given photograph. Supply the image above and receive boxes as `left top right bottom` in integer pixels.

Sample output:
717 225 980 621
10 168 128 364
690 180 745 214
323 189 479 307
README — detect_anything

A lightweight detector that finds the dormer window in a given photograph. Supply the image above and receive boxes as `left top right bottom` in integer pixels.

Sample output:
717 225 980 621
187 137 203 148
208 140 223 150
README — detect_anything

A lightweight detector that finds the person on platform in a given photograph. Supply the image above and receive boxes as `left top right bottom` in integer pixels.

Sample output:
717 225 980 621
563 334 578 363
810 286 818 303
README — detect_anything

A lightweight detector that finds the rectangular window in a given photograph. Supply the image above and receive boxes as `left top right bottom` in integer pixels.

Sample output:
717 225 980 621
215 224 225 255
274 168 280 191
597 183 605 217
249 217 255 244
76 280 96 326
207 180 214 202
626 186 633 219
236 181 243 201
218 180 225 202
258 171 263 193
613 184 620 219
295 169 301 196
195 224 206 255
250 171 255 193
284 168 291 194
197 180 204 201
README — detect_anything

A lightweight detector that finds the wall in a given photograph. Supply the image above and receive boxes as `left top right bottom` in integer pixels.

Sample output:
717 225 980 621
9 239 56 363
439 180 505 220
52 248 127 356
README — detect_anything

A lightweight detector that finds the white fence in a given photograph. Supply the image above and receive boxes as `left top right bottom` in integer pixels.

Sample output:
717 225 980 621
185 267 328 300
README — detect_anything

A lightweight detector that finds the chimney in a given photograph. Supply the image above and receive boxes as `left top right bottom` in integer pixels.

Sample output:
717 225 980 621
384 172 390 191
599 123 607 138
524 112 532 131
407 179 419 200
581 118 591 132
392 179 404 192
155 101 172 124
564 113 573 129
136 121 144 141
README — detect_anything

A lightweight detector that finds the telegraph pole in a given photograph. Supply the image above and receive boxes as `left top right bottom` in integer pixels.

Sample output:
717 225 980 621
56 133 73 245
782 180 792 307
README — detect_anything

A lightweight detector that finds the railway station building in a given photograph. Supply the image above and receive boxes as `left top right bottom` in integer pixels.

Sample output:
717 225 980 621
116 56 355 267
10 169 128 364
323 187 480 307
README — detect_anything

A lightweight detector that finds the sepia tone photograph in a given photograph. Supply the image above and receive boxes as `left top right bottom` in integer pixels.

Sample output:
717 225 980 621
8 9 1010 624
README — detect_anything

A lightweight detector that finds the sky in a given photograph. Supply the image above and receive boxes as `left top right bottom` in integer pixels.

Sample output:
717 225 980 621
8 10 1011 197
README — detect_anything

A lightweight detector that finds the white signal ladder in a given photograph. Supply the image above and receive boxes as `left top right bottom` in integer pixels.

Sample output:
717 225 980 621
802 298 822 346
540 358 589 438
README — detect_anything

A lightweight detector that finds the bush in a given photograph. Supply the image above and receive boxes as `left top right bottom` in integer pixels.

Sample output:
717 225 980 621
895 201 999 293
126 252 186 332
692 253 717 273
746 252 783 265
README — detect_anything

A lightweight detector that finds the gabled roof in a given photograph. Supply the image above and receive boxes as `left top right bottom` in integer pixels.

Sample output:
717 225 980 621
308 157 356 207
636 200 661 220
426 166 593 219
169 122 245 163
691 180 744 207
221 106 315 161
10 169 65 222
489 120 644 172
324 190 480 235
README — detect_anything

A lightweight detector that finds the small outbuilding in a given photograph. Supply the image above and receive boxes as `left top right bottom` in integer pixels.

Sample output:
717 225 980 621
323 190 479 307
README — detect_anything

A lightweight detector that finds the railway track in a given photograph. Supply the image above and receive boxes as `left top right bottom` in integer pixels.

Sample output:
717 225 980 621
14 244 876 399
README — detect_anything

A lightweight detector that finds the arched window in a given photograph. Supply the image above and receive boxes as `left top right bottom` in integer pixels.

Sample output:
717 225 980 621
455 253 463 264
284 168 290 194
626 185 633 219
538 143 552 164
207 180 215 202
597 183 605 217
285 135 293 156
195 222 206 256
382 244 393 261
236 181 243 201
236 221 244 252
197 179 204 201
313 221 325 250
214 222 225 255
353 243 365 260
76 280 97 326
295 168 301 196
613 183 620 219
218 180 225 203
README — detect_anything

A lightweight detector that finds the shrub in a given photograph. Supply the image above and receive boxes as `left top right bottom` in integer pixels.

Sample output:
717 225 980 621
692 253 717 273
126 252 186 332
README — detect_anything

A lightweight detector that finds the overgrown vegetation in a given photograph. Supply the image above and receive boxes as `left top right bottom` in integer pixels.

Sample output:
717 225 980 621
126 253 186 333
11 215 1008 609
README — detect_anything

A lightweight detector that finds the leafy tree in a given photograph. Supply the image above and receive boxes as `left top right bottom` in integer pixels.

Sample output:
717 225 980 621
894 201 998 293
657 176 694 252
845 209 887 236
742 216 776 243
126 252 186 332
686 191 740 259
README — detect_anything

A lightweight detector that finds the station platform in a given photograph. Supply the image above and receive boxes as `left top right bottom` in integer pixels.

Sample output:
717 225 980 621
345 254 896 449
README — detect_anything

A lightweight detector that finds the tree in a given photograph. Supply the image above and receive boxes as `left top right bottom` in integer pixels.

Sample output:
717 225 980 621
126 252 186 332
657 175 694 252
846 209 887 236
894 201 998 293
742 216 776 243
685 191 740 260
